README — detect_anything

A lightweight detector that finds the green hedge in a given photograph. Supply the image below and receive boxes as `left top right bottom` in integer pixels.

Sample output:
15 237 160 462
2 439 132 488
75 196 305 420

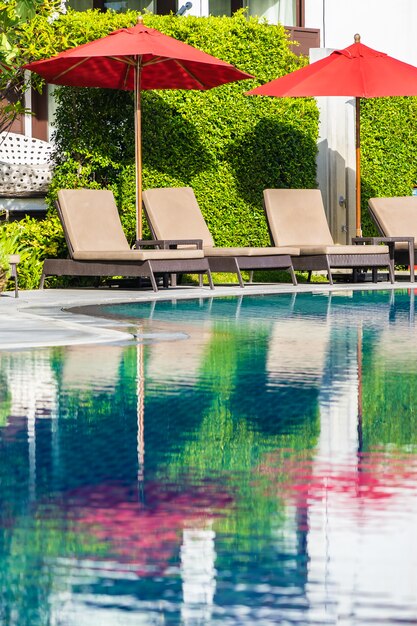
3 10 417 289
47 11 319 247
361 97 417 235
0 9 320 290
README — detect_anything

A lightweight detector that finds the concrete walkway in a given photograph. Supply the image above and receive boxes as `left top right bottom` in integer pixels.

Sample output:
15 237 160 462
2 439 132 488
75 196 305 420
0 280 414 350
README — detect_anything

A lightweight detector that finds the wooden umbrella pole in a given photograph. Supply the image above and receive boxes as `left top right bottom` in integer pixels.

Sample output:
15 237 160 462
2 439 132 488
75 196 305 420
135 56 143 240
355 96 362 237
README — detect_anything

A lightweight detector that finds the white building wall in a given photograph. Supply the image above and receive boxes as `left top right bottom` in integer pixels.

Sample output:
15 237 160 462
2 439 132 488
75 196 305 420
305 0 417 65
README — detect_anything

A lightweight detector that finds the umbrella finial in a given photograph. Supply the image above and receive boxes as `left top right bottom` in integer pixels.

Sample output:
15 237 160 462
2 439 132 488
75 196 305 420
354 33 361 43
137 15 144 23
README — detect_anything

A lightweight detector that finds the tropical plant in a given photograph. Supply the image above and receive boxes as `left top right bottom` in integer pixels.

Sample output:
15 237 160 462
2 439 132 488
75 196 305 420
0 0 67 135
0 222 37 291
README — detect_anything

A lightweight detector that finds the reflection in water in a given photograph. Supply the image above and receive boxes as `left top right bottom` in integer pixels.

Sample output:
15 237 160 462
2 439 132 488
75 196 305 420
1 290 417 623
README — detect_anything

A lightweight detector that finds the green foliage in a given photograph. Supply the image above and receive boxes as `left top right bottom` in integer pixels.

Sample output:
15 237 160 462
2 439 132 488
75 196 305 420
0 223 33 288
361 97 417 235
20 10 318 261
0 0 68 133
0 216 65 290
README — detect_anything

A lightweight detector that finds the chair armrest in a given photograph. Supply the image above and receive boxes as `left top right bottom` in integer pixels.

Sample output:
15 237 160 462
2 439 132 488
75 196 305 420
352 236 415 245
161 239 203 250
134 238 203 250
134 239 165 249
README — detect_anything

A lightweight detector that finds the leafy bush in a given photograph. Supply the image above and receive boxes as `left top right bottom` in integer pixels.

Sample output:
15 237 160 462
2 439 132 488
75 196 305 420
0 216 65 290
35 11 317 249
7 9 417 287
361 97 417 235
6 10 319 288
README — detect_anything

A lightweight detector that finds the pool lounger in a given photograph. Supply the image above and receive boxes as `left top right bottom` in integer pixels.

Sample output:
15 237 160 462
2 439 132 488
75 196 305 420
368 196 416 282
40 188 214 292
263 188 395 284
142 186 299 287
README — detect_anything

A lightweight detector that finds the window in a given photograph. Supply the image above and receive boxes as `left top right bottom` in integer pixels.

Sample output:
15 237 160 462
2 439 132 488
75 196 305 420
206 0 304 26
69 0 304 25
247 0 297 25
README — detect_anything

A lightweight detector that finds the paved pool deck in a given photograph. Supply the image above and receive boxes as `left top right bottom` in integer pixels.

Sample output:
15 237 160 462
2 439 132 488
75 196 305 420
0 279 415 350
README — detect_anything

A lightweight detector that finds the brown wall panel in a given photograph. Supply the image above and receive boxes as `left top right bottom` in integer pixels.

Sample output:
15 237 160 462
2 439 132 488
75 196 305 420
286 26 320 56
31 88 48 141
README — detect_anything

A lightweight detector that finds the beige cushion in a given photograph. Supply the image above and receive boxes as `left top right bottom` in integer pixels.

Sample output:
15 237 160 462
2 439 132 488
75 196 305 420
143 186 302 259
298 244 389 255
263 189 334 247
369 197 417 244
58 189 131 253
143 187 215 247
203 245 299 257
73 249 204 261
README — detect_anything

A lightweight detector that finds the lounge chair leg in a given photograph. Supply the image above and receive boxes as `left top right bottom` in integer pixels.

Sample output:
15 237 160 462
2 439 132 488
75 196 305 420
307 271 312 282
207 269 214 290
248 271 254 283
234 260 244 288
147 263 158 292
289 265 297 286
199 274 203 288
388 261 395 284
39 273 45 289
325 257 333 285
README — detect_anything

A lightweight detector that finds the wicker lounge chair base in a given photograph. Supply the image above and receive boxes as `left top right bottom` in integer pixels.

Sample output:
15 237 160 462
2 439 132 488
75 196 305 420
40 257 213 292
207 254 296 287
292 253 395 284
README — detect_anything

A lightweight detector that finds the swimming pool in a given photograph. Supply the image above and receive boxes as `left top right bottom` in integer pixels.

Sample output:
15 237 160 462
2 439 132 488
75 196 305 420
1 289 417 624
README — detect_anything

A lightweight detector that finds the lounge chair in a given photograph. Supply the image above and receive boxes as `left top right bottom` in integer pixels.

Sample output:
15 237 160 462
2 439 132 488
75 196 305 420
142 187 299 287
263 188 394 284
368 196 416 282
40 188 214 291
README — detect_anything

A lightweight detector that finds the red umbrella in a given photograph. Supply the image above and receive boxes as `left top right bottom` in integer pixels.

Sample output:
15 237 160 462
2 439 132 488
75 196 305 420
24 18 252 238
247 34 417 236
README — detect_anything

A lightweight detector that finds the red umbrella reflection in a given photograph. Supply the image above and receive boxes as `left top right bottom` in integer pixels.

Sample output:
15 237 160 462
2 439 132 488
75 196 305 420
258 449 417 510
56 481 233 576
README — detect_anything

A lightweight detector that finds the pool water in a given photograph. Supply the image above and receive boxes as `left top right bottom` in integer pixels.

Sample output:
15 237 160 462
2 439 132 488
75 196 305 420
1 289 417 624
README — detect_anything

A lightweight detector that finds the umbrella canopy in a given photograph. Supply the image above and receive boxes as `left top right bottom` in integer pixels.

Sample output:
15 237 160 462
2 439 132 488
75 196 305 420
24 19 252 238
247 35 417 236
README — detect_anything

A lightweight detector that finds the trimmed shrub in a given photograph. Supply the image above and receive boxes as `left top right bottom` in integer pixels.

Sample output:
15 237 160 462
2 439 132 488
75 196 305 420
0 216 64 290
361 97 417 235
2 10 319 288
18 10 318 280
45 11 318 249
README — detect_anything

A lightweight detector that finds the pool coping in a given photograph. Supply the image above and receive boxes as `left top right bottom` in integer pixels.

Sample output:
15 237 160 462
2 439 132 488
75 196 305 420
0 279 415 350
